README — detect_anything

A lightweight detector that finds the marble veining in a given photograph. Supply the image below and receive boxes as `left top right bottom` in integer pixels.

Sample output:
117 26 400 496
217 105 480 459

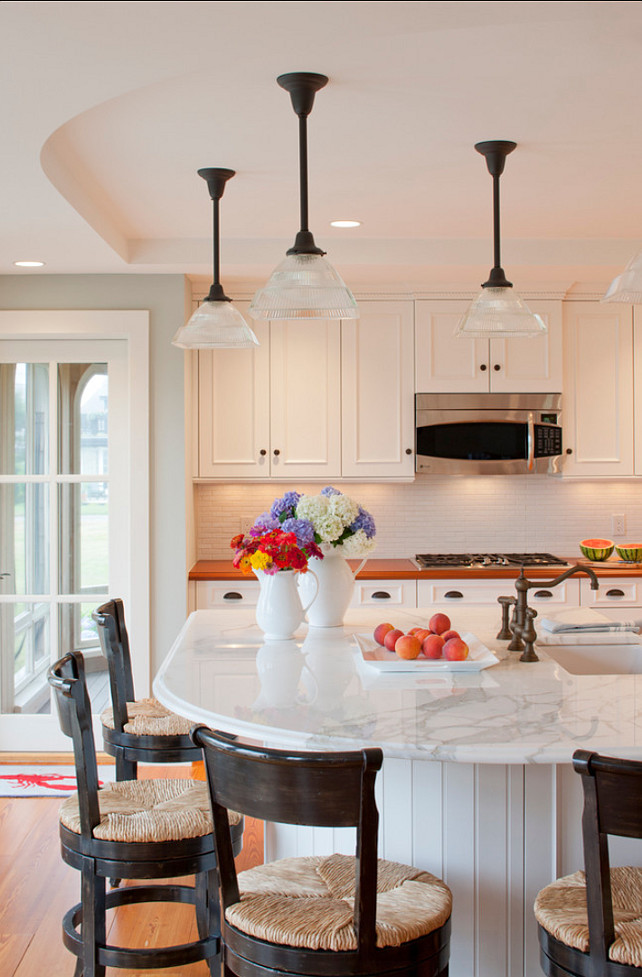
154 607 642 764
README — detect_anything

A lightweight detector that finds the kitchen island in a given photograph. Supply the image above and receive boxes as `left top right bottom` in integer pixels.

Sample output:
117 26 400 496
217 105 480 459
155 607 642 977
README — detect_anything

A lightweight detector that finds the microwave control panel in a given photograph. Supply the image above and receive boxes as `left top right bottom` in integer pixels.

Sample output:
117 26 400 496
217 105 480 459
534 422 562 457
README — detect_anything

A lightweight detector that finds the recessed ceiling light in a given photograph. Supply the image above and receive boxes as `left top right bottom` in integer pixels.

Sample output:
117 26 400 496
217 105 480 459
13 260 45 267
330 219 361 228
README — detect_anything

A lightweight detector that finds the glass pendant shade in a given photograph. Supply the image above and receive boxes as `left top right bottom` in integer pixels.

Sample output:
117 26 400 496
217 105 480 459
172 300 259 349
456 287 547 338
250 71 357 322
602 253 642 303
249 252 358 320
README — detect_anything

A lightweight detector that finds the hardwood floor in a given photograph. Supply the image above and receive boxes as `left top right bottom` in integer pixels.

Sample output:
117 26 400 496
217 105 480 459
0 765 264 977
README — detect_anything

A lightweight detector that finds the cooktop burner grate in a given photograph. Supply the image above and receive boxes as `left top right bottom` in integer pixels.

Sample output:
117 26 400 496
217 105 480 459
415 552 570 568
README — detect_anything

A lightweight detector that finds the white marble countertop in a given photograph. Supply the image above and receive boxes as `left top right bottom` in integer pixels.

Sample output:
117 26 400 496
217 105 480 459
154 607 642 764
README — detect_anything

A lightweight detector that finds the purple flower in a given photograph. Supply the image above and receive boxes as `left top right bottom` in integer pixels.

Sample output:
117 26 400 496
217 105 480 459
281 517 316 547
252 512 279 532
349 506 376 538
270 491 302 520
320 486 341 497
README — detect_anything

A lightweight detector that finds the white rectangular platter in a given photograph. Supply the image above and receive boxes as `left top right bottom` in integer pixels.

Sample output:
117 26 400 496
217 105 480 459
354 631 500 672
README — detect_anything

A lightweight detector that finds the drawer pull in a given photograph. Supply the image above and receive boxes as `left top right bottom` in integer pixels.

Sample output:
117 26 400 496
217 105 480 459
223 591 243 601
533 590 553 599
444 590 463 600
606 589 626 598
371 591 391 600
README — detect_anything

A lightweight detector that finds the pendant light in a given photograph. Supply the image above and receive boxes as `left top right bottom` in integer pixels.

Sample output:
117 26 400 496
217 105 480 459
602 253 642 303
249 72 358 320
456 141 546 339
172 168 259 349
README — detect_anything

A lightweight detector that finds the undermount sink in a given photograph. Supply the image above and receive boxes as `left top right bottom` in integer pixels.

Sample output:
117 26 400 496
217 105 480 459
544 643 642 675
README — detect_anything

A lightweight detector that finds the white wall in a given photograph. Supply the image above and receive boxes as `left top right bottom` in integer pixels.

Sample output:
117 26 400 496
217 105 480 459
195 477 642 560
0 274 191 676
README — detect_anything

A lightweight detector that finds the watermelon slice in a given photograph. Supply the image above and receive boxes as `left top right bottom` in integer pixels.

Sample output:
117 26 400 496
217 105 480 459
579 538 614 561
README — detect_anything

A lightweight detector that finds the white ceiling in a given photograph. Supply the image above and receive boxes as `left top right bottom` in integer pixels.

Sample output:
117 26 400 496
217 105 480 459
4 0 642 291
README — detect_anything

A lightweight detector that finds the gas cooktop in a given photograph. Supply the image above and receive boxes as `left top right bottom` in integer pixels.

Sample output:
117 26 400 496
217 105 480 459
415 553 570 569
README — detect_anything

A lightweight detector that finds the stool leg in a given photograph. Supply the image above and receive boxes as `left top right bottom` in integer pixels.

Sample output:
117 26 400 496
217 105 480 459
80 862 106 977
195 868 220 977
115 754 137 781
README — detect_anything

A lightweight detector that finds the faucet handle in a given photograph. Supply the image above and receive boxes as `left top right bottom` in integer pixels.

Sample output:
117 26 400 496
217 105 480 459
519 607 539 663
497 596 516 640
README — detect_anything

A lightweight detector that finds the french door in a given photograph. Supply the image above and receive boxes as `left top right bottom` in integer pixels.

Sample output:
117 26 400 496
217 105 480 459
0 313 149 750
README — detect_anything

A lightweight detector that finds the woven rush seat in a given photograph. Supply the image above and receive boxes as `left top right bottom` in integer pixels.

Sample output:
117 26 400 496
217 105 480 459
535 866 642 968
100 697 193 736
227 853 452 951
59 777 241 843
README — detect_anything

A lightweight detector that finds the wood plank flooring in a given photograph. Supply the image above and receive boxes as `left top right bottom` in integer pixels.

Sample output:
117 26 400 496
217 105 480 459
0 765 263 977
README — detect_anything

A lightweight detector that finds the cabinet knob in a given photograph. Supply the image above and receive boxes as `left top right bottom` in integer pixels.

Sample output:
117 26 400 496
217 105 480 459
371 591 391 600
405 448 412 455
533 590 553 599
273 449 280 456
480 364 487 371
493 364 501 371
259 449 267 456
566 448 573 455
444 590 464 599
223 591 243 601
606 589 625 598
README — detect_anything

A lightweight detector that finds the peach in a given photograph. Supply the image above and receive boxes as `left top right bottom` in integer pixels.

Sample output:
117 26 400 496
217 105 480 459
413 628 432 642
374 622 395 646
384 628 404 651
394 634 422 660
422 634 445 659
440 629 460 643
429 613 451 635
407 627 422 635
443 637 469 661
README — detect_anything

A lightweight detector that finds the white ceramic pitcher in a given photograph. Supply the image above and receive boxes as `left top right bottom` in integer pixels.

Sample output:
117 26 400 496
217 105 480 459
298 548 367 627
254 568 318 640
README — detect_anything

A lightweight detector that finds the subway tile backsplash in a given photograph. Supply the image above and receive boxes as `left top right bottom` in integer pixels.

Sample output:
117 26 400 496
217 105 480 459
195 478 642 560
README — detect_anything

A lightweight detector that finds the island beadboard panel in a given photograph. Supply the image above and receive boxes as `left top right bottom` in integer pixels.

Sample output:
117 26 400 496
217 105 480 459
195 476 642 561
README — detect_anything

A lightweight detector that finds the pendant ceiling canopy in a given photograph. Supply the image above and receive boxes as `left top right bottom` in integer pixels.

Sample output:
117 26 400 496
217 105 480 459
172 167 259 349
456 141 547 339
249 72 358 321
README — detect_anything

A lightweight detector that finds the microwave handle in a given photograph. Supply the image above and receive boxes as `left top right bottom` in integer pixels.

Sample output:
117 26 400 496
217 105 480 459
527 412 535 472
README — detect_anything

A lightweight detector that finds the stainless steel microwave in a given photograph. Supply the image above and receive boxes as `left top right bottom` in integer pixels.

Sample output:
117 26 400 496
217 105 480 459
415 393 563 475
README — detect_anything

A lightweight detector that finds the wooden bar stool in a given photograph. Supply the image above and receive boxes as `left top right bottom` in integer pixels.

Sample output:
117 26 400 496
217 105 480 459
48 651 244 977
535 749 642 977
93 598 202 780
191 725 452 977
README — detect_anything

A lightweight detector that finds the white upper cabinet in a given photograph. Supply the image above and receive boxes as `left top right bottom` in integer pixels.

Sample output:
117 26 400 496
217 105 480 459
341 300 415 478
562 301 634 477
198 306 342 479
415 299 563 393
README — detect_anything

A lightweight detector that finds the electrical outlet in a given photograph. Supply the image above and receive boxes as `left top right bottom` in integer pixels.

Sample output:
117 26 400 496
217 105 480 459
612 513 626 536
239 515 254 534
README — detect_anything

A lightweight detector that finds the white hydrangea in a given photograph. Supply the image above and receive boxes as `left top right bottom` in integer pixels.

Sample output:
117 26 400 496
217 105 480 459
314 513 345 542
329 493 359 526
340 529 377 557
296 495 329 525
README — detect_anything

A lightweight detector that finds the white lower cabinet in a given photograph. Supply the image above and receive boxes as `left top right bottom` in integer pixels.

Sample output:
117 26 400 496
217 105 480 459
350 579 417 609
579 576 642 624
417 578 579 608
195 580 259 609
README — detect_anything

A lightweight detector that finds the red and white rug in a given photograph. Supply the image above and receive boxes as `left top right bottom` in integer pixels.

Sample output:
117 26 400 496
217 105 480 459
0 765 116 796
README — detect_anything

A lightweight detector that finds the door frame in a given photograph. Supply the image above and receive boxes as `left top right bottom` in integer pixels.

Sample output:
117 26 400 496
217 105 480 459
0 310 149 750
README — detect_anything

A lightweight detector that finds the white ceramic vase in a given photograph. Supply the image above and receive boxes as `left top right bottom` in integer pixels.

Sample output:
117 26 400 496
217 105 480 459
254 568 318 640
298 547 366 628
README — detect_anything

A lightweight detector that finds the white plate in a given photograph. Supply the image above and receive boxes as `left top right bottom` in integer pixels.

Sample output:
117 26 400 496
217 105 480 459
354 632 500 672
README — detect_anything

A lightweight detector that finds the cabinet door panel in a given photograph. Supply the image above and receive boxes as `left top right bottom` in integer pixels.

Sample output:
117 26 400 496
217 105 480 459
490 300 563 393
198 311 270 478
342 301 415 477
270 319 341 478
563 302 634 477
415 300 488 392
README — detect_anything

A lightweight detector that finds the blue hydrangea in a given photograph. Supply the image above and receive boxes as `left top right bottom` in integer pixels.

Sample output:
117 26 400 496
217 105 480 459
252 512 279 532
281 517 316 546
270 491 302 520
349 505 376 538
320 485 341 497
